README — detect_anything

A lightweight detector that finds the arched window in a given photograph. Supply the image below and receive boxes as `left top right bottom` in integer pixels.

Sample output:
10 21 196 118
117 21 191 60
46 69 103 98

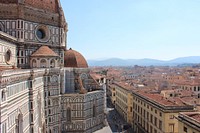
16 114 23 133
0 22 4 32
93 104 97 117
48 99 51 105
1 90 5 102
50 59 55 68
32 59 37 68
66 107 71 122
40 59 47 68
93 99 97 117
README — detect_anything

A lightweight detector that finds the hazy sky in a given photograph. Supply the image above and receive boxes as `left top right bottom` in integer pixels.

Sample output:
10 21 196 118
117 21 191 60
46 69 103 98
60 0 200 60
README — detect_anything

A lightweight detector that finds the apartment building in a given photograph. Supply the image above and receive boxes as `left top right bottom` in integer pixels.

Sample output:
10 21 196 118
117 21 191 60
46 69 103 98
132 90 195 133
178 112 200 133
112 82 134 125
107 83 116 106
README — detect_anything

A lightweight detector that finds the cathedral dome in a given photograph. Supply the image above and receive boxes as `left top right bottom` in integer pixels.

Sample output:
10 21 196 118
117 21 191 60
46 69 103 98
24 0 59 13
64 48 88 68
0 0 67 27
0 0 59 13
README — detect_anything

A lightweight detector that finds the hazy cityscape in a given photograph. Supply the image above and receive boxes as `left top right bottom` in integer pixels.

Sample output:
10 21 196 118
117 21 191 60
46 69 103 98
0 0 200 133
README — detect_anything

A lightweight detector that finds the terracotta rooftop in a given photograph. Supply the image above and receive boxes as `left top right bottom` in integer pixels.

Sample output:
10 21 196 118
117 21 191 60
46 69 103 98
114 81 136 91
64 48 88 68
136 90 188 107
90 73 105 80
174 80 200 86
31 46 59 57
187 113 200 122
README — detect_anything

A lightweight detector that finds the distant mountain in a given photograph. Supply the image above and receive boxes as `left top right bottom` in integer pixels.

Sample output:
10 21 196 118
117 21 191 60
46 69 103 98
168 56 200 64
87 56 200 66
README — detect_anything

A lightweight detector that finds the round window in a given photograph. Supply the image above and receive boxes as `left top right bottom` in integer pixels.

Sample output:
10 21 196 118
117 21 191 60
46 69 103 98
5 50 11 64
35 25 50 42
36 29 46 39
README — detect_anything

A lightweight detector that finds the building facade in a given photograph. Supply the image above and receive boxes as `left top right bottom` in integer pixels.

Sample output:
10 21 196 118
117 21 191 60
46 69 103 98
178 112 200 133
0 0 105 133
111 82 134 125
132 91 195 133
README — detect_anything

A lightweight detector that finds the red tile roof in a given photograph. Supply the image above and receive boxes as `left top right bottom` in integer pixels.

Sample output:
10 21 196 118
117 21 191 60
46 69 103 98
64 48 88 68
31 46 59 57
137 90 187 106
186 112 200 122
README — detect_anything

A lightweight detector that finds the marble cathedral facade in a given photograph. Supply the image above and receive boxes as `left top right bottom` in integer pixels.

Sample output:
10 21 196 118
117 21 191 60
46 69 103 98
0 0 106 133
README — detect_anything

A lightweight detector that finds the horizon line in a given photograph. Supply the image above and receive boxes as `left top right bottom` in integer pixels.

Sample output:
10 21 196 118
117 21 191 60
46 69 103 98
87 55 200 61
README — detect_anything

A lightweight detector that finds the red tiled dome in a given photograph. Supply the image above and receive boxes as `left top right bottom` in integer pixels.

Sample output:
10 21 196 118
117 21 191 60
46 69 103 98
0 0 59 13
24 0 59 13
64 48 88 68
0 0 67 27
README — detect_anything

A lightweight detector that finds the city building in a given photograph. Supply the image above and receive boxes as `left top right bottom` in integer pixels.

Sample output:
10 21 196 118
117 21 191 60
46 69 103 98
107 83 116 107
106 66 200 133
178 112 200 133
0 0 106 133
132 90 195 133
111 82 134 125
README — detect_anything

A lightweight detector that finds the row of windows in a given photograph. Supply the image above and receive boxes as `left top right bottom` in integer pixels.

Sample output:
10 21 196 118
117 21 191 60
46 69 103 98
45 107 60 116
116 97 127 112
135 97 163 117
116 90 127 103
24 31 59 43
7 81 29 97
45 90 59 97
182 85 200 91
135 111 163 130
134 103 162 118
0 20 23 38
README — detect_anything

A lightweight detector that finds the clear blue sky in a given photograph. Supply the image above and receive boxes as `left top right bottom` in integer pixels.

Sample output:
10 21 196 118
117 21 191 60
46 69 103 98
60 0 200 60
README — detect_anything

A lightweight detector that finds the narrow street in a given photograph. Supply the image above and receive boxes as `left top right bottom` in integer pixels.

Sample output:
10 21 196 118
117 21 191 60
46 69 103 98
106 99 134 133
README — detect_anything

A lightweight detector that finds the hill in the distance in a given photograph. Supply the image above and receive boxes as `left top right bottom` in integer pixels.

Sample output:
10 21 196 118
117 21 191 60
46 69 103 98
87 56 200 66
